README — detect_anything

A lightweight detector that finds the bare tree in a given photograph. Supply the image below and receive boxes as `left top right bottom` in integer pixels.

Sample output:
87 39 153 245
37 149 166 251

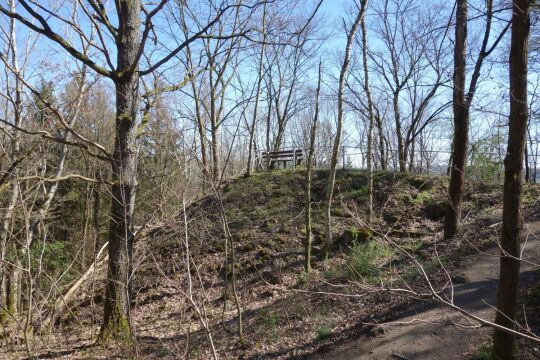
370 0 425 172
444 0 509 240
324 3 365 259
245 3 268 177
304 61 321 273
201 4 245 182
359 0 374 222
0 0 265 341
262 4 319 165
369 0 452 172
492 0 531 358
0 0 22 321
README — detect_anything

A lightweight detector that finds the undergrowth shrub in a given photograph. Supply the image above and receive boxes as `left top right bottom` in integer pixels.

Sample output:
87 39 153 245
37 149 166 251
261 307 280 339
346 240 393 282
413 190 434 205
30 241 72 281
347 186 369 201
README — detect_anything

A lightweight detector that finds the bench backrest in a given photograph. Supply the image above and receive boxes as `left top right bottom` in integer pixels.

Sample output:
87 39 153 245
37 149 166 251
260 149 304 160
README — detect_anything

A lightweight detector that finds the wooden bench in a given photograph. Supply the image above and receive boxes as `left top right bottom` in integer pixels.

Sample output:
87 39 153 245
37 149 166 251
257 149 304 170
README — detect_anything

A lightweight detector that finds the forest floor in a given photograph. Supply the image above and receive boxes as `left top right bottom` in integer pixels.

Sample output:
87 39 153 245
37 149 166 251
3 169 540 359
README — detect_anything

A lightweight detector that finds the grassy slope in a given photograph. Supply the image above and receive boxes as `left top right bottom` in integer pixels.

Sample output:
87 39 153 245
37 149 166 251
25 169 540 359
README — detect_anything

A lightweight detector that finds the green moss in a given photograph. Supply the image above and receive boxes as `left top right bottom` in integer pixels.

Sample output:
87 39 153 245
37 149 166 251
479 206 496 217
280 224 291 234
338 227 373 246
1 306 14 322
352 227 373 242
256 247 272 262
413 190 434 205
331 207 349 217
274 234 287 245
240 241 256 252
262 219 276 232
214 241 225 252
315 325 332 340
225 260 248 276
347 186 369 201
98 302 133 345
407 175 434 190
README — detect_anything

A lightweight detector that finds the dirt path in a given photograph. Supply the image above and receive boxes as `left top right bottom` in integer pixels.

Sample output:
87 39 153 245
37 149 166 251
307 222 540 360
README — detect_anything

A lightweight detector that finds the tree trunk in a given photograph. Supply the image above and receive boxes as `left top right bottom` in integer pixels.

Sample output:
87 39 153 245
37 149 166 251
408 139 415 172
375 112 387 171
265 83 272 170
491 0 530 358
305 62 321 273
191 80 208 176
245 4 267 177
445 0 501 239
182 25 207 178
323 6 364 259
360 0 374 223
211 121 220 181
1 7 21 320
444 0 468 240
209 61 221 182
5 245 21 317
99 0 141 342
393 93 406 172
273 122 285 153
525 143 530 182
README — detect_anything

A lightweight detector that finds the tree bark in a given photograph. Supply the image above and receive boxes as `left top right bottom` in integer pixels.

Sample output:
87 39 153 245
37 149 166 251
394 93 407 172
444 0 503 239
491 0 530 358
305 62 321 273
525 146 529 181
5 248 21 317
210 117 220 181
444 0 468 240
360 0 374 223
374 109 387 171
1 5 21 320
99 0 141 343
265 82 272 170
